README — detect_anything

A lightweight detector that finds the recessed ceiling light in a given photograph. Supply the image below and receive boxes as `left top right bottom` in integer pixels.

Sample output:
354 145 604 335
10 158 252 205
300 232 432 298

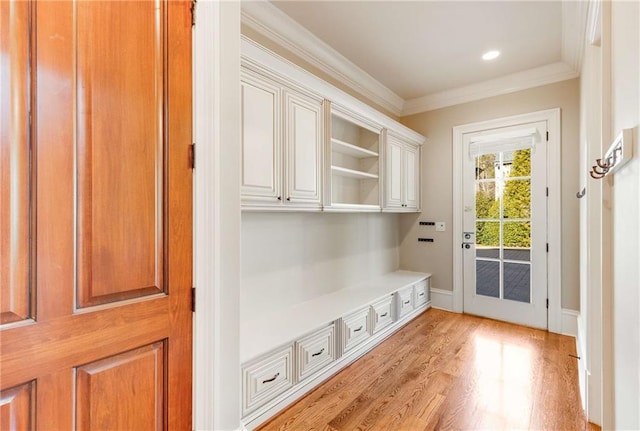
482 50 500 61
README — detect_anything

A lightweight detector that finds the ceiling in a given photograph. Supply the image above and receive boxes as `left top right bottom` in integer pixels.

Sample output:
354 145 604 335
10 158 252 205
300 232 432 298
242 1 587 116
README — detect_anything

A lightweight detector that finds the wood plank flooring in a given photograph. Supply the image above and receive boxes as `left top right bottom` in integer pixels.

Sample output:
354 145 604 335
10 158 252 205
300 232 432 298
258 309 600 431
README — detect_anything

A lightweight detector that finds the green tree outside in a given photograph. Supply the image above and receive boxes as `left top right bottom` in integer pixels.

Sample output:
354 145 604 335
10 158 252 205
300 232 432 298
475 149 531 248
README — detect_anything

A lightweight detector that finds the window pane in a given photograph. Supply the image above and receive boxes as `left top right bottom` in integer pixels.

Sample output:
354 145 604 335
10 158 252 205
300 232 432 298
476 260 500 298
475 182 498 219
475 153 497 180
508 148 531 177
504 262 530 303
503 179 530 219
476 221 500 247
503 221 531 251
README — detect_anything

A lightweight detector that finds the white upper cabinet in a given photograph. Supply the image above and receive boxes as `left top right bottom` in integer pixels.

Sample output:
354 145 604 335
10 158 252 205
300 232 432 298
384 133 421 212
240 37 425 212
241 67 324 210
284 89 323 205
241 71 282 203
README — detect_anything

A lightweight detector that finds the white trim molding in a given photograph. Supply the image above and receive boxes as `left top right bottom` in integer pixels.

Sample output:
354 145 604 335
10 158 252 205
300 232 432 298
241 0 404 116
562 308 580 337
452 108 562 334
241 1 588 116
403 63 578 115
194 1 242 430
430 288 454 311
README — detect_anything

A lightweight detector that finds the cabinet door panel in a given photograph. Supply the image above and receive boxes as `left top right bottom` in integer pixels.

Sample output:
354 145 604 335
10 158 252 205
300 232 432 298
385 137 403 208
241 73 281 202
285 90 322 205
403 144 419 210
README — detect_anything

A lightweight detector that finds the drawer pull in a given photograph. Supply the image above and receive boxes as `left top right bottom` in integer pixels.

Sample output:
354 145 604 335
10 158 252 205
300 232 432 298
354 325 363 332
418 292 425 297
404 300 411 305
380 312 388 317
311 348 325 357
262 373 279 384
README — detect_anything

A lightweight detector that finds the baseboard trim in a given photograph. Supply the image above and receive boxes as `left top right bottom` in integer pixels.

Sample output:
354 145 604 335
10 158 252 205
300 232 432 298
561 308 579 337
430 288 454 312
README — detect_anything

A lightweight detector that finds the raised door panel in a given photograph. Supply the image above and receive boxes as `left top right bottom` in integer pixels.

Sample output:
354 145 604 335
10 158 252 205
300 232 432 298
76 342 165 430
241 72 282 203
76 0 165 307
0 0 32 324
285 89 323 206
403 144 419 210
384 137 403 209
0 382 35 430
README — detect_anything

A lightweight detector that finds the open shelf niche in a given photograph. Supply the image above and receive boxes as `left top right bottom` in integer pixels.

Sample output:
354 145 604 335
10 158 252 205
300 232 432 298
328 107 382 210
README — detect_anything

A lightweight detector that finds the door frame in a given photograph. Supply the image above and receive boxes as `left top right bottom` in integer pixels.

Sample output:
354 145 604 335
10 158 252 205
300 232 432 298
452 108 562 333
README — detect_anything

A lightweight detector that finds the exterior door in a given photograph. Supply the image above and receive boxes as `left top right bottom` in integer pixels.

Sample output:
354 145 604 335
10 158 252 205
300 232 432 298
1 1 193 429
462 121 548 328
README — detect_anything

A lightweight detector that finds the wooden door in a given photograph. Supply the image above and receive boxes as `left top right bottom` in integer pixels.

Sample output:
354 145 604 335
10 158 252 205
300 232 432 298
284 88 323 206
1 1 193 429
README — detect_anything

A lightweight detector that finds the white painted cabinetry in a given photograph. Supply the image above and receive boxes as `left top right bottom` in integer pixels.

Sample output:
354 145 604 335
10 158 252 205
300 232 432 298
295 324 336 382
241 67 324 210
326 106 382 211
240 271 431 430
384 133 421 212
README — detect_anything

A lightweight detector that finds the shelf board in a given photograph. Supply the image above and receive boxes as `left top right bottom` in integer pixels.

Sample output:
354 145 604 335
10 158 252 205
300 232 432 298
331 165 379 180
331 138 378 158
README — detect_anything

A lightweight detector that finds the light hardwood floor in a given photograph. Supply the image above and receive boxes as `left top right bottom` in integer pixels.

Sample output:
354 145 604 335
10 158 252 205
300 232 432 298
259 308 600 431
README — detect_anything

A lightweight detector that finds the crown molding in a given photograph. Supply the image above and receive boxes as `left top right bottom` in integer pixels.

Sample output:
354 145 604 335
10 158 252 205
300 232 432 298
242 0 587 117
562 0 589 71
402 62 579 116
241 1 404 116
587 0 602 46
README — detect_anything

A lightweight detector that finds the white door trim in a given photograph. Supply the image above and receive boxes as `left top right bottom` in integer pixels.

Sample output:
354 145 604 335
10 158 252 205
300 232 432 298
193 2 242 430
452 108 562 333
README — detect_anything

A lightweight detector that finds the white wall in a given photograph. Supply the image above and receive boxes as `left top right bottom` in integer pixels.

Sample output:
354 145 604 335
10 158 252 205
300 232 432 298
610 1 640 428
241 212 400 319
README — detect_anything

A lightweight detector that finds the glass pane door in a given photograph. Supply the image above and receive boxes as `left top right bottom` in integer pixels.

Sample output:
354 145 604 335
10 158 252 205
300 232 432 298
474 148 531 303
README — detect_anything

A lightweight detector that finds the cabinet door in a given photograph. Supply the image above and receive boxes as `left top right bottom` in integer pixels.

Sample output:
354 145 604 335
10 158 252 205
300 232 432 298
403 143 419 210
384 136 403 209
241 72 282 203
284 89 323 206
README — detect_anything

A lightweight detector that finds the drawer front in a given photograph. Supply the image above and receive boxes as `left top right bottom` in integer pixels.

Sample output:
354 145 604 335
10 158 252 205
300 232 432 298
414 279 429 307
396 286 414 318
243 345 294 415
370 295 395 334
296 324 336 382
341 307 371 353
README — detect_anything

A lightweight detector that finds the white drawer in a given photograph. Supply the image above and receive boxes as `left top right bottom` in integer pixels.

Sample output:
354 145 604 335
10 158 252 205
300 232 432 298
242 344 294 415
340 307 371 353
296 324 336 382
396 285 414 318
370 295 395 334
414 279 429 307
